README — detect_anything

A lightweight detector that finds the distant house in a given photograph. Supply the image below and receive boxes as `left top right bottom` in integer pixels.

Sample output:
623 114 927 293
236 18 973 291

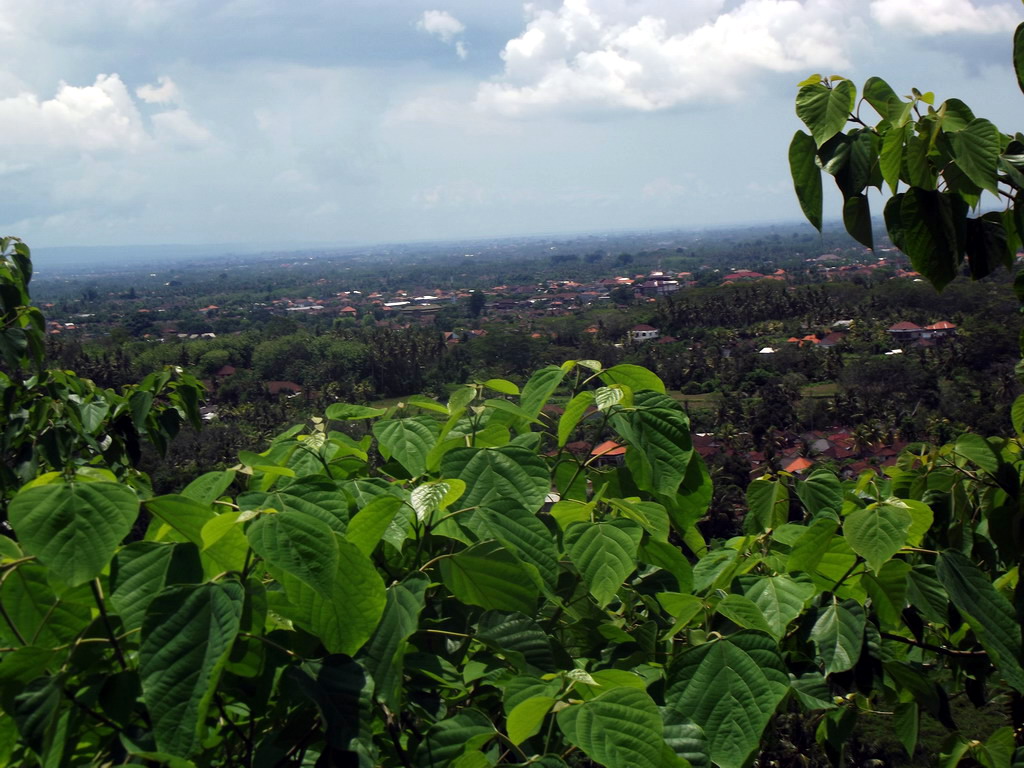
630 324 660 343
887 321 923 341
783 457 814 474
267 381 303 396
215 365 236 378
590 440 627 466
924 320 957 339
817 332 846 349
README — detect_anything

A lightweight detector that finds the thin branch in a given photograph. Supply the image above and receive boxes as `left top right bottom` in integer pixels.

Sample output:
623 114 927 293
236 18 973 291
90 579 128 671
881 632 988 658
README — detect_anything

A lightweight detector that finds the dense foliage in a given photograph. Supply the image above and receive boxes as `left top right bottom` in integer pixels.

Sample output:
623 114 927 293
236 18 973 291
3 236 1024 767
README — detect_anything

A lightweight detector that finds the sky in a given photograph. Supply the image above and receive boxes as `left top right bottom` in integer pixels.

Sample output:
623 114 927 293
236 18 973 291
1 0 1022 248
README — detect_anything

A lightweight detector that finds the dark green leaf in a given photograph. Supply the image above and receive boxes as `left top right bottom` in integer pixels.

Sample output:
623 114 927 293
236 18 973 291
660 708 709 768
249 515 385 655
415 709 494 768
936 551 1024 693
361 575 428 710
443 446 550 512
139 582 244 757
666 632 789 768
896 188 964 291
564 520 642 608
573 688 666 768
789 131 823 231
843 194 873 249
953 119 1001 195
440 541 539 614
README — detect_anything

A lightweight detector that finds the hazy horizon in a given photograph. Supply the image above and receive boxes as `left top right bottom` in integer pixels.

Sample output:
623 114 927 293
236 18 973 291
2 0 1022 248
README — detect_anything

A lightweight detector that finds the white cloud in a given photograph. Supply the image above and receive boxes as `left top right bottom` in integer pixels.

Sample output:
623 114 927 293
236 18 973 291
475 0 859 115
870 0 1018 35
417 10 465 43
0 73 146 152
136 75 181 105
0 73 212 162
417 9 468 59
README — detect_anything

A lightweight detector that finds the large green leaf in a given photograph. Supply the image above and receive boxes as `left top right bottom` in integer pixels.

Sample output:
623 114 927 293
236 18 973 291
810 599 864 675
843 504 910 573
361 575 428 710
789 131 822 231
9 480 138 587
239 477 350 534
476 611 556 672
599 364 666 394
145 494 245 575
741 575 815 639
564 520 642 608
0 563 91 647
746 477 789 532
880 123 907 194
507 695 556 745
613 391 693 498
476 500 560 592
180 470 235 506
666 632 789 768
558 391 594 446
716 594 773 634
372 416 439 477
893 189 965 292
936 551 1024 693
952 118 1000 195
519 366 567 420
415 709 495 767
795 470 844 517
1014 22 1024 96
796 80 855 147
862 76 900 119
843 194 873 249
862 559 911 631
572 688 667 768
440 540 539 614
110 542 202 633
248 513 386 655
442 446 550 512
661 708 709 768
139 581 244 757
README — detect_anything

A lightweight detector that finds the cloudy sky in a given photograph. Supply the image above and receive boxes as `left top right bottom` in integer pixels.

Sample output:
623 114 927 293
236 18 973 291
1 0 1022 248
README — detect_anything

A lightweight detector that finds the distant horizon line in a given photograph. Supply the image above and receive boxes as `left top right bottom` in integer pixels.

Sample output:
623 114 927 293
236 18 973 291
25 216 846 257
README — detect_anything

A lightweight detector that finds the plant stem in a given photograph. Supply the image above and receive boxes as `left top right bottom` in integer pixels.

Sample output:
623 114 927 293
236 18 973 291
90 579 128 671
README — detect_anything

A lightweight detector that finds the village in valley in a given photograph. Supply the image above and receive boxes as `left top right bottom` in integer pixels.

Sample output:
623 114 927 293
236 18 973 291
29 225 1012 505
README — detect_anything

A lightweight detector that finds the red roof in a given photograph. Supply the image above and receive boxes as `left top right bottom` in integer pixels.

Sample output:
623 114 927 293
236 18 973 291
889 321 921 331
632 324 658 332
926 320 956 330
783 457 814 473
591 440 627 457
